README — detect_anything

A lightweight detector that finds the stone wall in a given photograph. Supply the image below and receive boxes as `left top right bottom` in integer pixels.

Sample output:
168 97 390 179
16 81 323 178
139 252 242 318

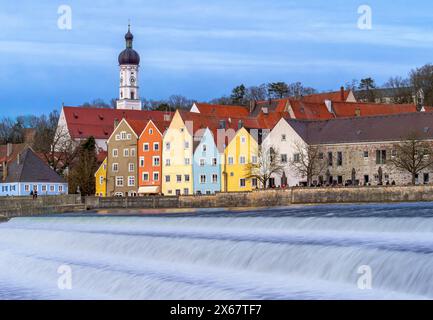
0 195 84 218
291 185 433 204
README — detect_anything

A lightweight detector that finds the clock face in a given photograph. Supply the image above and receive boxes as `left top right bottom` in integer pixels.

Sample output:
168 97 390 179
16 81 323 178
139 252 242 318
130 76 136 84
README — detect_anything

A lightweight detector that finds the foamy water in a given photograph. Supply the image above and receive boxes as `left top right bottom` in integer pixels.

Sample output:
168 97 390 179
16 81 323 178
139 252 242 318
1 203 433 299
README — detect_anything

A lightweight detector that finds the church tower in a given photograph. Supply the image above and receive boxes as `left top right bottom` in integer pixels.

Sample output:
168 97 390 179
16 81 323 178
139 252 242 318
116 24 142 110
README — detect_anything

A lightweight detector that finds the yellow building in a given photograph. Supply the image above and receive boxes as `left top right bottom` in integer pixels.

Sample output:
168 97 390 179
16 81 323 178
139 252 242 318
95 158 107 197
161 110 194 196
222 127 258 192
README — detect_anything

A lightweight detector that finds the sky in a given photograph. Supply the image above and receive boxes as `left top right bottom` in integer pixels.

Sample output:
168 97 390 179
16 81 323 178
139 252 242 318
1 0 433 117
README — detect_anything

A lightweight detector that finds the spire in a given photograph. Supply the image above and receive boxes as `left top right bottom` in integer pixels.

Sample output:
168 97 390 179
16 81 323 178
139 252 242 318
125 22 133 49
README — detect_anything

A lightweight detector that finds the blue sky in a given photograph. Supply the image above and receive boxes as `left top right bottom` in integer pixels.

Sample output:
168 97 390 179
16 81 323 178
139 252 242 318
1 0 433 116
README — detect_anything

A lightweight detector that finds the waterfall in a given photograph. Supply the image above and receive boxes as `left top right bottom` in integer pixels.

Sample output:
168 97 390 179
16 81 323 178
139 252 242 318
1 203 433 299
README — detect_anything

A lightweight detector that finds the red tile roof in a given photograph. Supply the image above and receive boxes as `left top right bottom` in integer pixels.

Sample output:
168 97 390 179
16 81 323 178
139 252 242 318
288 100 334 120
63 106 173 140
302 90 350 103
332 102 418 118
193 103 250 117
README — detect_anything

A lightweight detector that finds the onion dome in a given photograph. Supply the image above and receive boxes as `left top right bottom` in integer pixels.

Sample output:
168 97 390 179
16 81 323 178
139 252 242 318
118 24 140 65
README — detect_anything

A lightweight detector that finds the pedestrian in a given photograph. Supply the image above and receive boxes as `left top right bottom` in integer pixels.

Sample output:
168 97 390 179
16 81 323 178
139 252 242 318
30 190 34 199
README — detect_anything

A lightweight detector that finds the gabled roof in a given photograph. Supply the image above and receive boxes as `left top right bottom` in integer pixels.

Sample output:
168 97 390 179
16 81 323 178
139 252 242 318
0 143 28 164
62 106 173 140
4 147 66 183
288 100 334 120
285 112 433 145
191 103 250 118
332 101 418 117
302 90 351 103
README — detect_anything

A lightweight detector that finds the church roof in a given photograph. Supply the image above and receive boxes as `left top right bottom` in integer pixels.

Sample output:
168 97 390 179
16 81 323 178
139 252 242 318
62 106 172 140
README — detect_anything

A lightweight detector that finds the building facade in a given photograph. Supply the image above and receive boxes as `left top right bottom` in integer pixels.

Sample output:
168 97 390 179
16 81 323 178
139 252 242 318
138 120 164 195
95 158 107 197
193 128 222 195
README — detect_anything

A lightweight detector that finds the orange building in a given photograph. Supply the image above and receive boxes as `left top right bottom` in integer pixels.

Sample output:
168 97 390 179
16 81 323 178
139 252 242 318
137 120 168 195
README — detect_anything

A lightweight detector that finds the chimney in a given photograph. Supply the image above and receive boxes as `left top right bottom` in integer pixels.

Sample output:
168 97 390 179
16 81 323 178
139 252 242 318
6 143 12 158
340 86 345 101
249 100 257 114
2 161 7 181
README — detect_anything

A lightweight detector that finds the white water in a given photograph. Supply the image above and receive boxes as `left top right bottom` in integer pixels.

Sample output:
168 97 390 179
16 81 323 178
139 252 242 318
1 203 433 299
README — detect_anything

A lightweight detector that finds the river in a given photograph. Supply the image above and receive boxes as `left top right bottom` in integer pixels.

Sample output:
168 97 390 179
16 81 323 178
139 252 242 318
1 203 433 299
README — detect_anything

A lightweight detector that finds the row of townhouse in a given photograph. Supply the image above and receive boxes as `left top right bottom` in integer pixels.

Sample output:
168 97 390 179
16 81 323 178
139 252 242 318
95 109 262 197
95 108 433 197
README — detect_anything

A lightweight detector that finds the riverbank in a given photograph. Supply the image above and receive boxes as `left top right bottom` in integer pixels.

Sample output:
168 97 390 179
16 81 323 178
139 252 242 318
0 215 9 223
3 185 433 218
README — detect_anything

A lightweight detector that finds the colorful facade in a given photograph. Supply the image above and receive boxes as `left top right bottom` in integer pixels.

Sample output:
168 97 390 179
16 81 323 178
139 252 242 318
95 158 107 197
162 111 194 196
193 128 222 195
138 120 164 195
222 127 259 192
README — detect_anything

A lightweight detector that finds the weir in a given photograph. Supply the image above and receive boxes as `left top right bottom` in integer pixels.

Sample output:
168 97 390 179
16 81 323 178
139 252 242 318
1 203 433 299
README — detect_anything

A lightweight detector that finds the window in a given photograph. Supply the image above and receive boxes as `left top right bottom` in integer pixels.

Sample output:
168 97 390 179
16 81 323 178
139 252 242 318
130 148 136 157
212 158 217 166
185 175 190 182
129 163 135 172
59 185 64 193
184 141 190 149
25 185 30 192
328 152 333 166
294 153 300 163
212 174 218 183
121 131 127 140
154 142 159 151
112 163 119 172
252 155 258 164
153 172 159 181
149 128 153 135
127 134 132 140
139 157 144 167
200 159 205 167
363 151 369 158
376 150 387 165
123 148 130 157
50 185 55 192
337 152 343 166
165 142 171 151
128 176 135 187
165 175 171 183
319 152 324 160
239 156 246 164
116 176 124 187
252 178 258 187
281 154 288 163
143 172 149 181
200 175 206 184
42 185 47 192
177 175 182 183
240 136 246 144
202 144 207 152
240 178 246 187
281 134 287 141
99 176 104 185
391 149 397 158
165 159 171 166
143 143 149 151
183 188 189 195
112 149 118 157
185 158 191 165
153 156 160 166
115 134 120 141
228 156 234 165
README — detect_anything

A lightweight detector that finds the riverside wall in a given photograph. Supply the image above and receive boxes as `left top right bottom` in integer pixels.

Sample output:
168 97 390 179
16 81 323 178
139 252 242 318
2 186 433 219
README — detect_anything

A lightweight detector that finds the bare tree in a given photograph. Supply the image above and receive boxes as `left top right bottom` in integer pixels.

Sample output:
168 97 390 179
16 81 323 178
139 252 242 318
383 76 413 104
32 110 79 175
245 146 285 189
245 84 268 101
288 142 327 186
387 132 433 185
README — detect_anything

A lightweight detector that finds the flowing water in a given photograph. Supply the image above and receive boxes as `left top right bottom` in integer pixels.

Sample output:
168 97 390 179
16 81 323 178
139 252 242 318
1 203 433 300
